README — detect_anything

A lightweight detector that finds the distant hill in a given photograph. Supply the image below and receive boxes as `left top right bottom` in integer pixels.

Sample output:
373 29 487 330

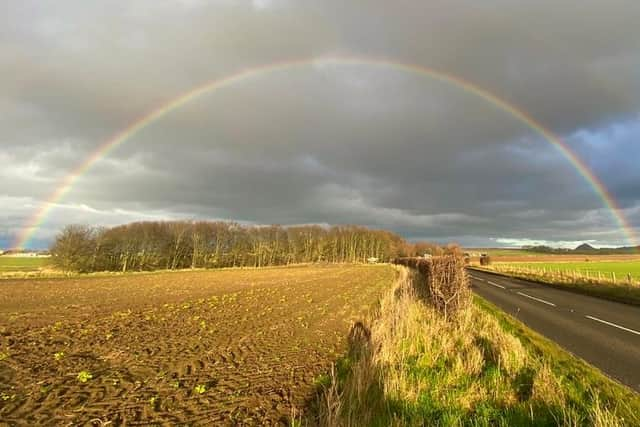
521 244 639 255
574 243 596 252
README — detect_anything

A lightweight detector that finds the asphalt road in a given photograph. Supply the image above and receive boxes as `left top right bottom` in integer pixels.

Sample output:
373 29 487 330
469 269 640 392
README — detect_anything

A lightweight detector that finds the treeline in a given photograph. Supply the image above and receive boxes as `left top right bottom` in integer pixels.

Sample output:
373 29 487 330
50 221 440 273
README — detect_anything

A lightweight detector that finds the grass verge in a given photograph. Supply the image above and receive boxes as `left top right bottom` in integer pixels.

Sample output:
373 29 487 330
475 296 640 423
315 266 639 426
470 266 640 306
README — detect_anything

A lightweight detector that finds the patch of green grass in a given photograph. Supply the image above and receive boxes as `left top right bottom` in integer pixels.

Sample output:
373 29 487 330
475 295 640 424
498 260 640 280
314 373 332 388
0 256 50 272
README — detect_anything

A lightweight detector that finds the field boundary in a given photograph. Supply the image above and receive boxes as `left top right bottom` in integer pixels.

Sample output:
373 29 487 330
0 262 383 282
469 266 640 307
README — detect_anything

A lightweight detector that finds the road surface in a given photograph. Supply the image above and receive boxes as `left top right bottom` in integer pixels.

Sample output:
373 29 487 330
469 269 640 392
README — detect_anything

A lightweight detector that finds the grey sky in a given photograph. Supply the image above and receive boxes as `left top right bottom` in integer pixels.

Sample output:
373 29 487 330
2 0 639 248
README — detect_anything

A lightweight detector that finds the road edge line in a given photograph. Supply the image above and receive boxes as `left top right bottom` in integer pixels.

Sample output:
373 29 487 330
516 291 556 307
585 315 640 336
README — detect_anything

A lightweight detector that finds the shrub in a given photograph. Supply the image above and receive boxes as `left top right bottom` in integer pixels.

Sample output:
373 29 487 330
394 255 470 319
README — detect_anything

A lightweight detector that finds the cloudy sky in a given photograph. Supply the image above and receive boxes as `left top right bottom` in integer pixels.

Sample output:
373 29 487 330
2 0 639 249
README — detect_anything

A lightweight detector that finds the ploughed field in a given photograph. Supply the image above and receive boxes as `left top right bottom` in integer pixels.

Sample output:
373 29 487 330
0 264 394 425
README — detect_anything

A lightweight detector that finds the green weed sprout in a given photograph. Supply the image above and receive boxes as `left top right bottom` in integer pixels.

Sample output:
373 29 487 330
149 396 159 409
77 370 93 383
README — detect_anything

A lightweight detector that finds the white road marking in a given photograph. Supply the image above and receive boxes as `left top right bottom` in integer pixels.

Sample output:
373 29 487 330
516 292 556 307
487 280 505 289
585 315 640 336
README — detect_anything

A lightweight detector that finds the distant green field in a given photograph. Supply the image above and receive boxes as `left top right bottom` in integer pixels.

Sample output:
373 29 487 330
498 261 640 280
471 248 546 256
0 257 50 272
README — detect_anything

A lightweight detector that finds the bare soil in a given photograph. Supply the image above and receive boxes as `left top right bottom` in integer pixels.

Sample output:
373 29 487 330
0 264 394 425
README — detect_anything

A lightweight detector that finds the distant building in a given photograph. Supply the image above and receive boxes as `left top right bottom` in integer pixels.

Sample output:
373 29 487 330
367 257 379 264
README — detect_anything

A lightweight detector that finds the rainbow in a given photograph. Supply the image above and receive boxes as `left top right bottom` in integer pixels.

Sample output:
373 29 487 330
13 55 638 250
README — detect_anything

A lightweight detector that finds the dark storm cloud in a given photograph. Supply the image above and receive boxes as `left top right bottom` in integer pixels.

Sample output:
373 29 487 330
1 0 639 248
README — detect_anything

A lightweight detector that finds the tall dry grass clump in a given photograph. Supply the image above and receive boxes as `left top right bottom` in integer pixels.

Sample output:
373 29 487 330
394 255 470 319
315 265 626 426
